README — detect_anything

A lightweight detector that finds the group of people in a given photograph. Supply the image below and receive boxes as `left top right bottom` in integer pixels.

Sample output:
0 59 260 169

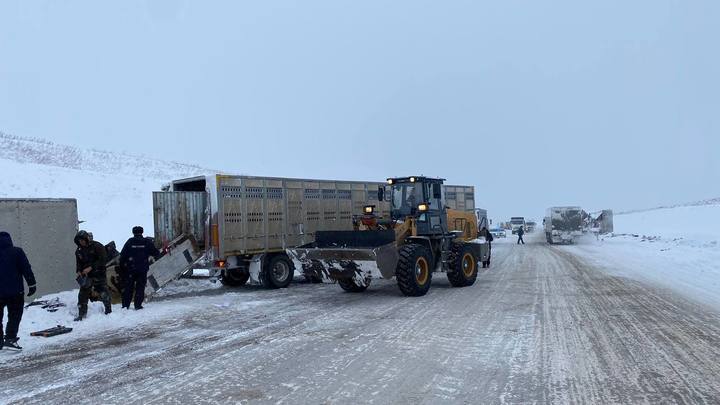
0 226 159 350
74 226 161 321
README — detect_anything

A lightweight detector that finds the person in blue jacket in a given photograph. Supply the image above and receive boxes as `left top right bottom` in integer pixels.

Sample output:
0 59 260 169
0 231 37 350
119 226 160 310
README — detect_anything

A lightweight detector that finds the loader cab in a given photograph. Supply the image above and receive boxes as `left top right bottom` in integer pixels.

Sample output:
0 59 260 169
387 177 447 236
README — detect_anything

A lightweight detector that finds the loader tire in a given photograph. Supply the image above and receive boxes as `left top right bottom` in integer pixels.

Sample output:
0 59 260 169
220 268 249 287
263 255 294 289
338 277 369 293
447 243 478 287
395 244 432 297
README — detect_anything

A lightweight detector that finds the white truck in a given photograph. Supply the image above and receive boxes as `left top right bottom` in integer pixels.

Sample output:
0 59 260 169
544 207 613 244
510 217 525 234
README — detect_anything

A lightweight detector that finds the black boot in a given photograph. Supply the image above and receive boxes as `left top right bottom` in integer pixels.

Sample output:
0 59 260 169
4 337 22 350
75 305 87 321
105 305 112 315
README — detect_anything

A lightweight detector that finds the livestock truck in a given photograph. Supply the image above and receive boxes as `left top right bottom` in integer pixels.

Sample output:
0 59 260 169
152 174 476 288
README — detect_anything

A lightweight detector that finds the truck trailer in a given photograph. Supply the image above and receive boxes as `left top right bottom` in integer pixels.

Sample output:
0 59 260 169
153 174 476 288
0 199 78 300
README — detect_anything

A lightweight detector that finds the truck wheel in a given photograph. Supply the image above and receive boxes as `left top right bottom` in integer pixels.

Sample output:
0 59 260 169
396 244 432 297
263 255 294 289
220 268 249 287
338 277 369 293
447 243 478 287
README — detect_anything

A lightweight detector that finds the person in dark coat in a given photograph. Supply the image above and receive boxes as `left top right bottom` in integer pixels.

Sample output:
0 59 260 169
75 230 112 321
119 226 160 310
517 225 525 245
0 231 37 350
479 227 494 268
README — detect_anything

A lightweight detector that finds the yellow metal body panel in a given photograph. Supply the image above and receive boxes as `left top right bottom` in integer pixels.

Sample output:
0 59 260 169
446 209 478 241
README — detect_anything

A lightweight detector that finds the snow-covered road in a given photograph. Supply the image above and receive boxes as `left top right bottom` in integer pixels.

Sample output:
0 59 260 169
2 233 720 404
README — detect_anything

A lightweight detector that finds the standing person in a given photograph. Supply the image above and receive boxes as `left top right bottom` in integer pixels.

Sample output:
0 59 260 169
517 225 525 245
0 232 37 350
74 230 112 321
119 226 160 310
479 227 494 268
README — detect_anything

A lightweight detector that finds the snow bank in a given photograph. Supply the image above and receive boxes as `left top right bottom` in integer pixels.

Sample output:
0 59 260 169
565 202 720 310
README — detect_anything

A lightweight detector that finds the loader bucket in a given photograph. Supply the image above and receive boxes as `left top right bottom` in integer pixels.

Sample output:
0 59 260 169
287 230 399 282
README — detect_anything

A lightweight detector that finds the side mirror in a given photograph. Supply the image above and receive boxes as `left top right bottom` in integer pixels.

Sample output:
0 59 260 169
377 186 385 201
432 183 442 199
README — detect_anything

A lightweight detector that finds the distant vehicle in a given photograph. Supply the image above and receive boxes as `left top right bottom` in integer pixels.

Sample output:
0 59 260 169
544 207 614 244
490 228 507 238
544 207 582 244
525 221 537 233
510 217 525 234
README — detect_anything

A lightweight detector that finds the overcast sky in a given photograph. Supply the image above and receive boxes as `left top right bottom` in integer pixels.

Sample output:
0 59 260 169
1 1 718 222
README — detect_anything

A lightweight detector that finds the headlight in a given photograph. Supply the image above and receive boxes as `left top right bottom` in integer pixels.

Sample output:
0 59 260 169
409 177 416 183
418 203 429 212
387 179 394 185
364 205 374 214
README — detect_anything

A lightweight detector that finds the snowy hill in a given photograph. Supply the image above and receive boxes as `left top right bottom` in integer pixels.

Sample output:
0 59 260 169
614 201 720 245
0 132 216 244
0 131 210 179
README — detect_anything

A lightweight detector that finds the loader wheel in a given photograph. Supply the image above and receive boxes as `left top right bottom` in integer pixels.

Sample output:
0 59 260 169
338 277 369 293
396 244 432 297
447 243 478 287
262 255 294 289
220 268 249 287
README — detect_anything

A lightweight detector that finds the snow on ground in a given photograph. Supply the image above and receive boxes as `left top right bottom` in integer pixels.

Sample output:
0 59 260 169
1 279 243 362
562 201 720 310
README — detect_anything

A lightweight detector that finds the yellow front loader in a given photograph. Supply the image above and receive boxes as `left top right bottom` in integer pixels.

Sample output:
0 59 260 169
288 176 489 297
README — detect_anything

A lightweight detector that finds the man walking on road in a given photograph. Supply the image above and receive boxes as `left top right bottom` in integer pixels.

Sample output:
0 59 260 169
0 231 37 350
119 226 160 310
517 226 525 245
74 230 112 321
